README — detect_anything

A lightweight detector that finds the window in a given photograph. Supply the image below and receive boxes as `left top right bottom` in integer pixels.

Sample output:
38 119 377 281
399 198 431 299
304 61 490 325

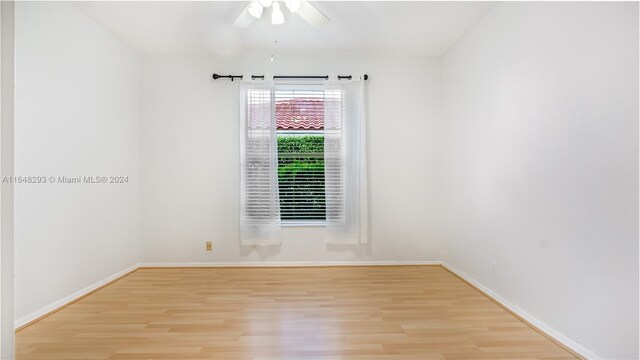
275 89 326 224
240 81 366 246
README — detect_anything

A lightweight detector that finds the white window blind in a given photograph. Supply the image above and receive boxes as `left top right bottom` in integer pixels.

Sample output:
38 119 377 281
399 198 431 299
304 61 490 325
323 89 345 225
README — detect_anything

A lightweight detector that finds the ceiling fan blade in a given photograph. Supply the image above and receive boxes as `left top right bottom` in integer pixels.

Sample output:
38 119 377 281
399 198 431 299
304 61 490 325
297 1 330 28
232 4 256 28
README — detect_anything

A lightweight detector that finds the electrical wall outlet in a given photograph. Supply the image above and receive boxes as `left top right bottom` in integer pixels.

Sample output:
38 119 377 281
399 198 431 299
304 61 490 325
206 241 213 251
490 261 498 276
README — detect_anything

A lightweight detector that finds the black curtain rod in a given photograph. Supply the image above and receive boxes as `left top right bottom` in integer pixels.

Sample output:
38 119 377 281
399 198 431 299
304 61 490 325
212 74 243 81
276 75 329 80
212 73 368 81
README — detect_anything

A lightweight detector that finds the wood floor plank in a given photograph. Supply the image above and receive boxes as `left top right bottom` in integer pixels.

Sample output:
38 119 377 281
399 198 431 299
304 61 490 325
16 266 578 360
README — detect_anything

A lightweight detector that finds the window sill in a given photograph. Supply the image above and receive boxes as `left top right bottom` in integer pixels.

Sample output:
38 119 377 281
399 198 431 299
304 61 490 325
281 221 326 228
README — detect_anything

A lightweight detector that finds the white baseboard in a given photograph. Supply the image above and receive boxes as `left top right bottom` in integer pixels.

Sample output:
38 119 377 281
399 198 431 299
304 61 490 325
14 263 140 330
139 260 442 268
441 262 601 360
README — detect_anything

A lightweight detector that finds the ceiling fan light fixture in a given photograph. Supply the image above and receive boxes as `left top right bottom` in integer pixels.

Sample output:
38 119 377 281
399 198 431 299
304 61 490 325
283 0 301 13
248 1 263 18
232 0 329 28
271 2 285 24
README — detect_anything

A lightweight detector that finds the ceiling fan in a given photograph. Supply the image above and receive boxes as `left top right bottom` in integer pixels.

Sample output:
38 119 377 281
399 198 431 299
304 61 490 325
233 0 330 28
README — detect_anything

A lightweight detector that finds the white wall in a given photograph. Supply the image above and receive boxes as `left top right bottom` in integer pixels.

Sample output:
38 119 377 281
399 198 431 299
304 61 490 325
14 2 141 322
12 2 639 358
0 1 15 358
140 54 441 264
440 2 638 359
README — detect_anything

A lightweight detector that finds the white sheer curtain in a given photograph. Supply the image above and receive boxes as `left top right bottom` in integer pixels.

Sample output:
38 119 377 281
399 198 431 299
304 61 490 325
239 84 282 246
324 79 368 244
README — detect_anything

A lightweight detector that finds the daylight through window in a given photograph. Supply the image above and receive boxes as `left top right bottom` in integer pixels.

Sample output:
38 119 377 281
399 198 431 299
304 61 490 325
275 89 326 223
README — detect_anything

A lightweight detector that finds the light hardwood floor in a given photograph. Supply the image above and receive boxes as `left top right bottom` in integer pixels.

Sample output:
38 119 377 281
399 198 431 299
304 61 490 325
16 266 578 360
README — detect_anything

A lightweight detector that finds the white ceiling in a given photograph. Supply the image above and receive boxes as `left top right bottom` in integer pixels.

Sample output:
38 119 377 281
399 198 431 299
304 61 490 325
73 1 494 57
